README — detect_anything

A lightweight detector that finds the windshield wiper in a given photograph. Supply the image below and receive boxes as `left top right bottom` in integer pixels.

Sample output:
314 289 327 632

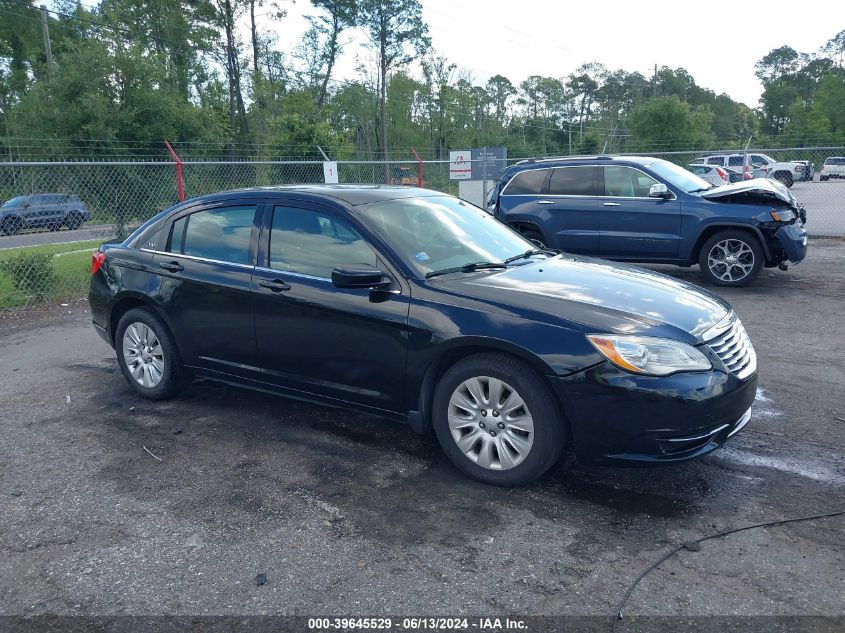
425 261 508 279
503 248 558 264
688 186 715 193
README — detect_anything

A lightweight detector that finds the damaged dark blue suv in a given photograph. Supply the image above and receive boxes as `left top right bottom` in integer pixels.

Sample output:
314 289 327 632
489 156 808 286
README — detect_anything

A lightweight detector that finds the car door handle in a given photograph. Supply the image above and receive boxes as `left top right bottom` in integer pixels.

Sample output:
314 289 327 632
258 278 291 292
603 202 622 206
159 261 184 272
537 200 554 205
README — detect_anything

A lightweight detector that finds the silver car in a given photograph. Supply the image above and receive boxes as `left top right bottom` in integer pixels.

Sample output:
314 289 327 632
0 193 91 235
688 163 730 186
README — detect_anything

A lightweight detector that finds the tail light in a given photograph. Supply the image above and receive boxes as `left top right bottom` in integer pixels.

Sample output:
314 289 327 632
716 167 727 180
91 251 106 274
743 166 753 180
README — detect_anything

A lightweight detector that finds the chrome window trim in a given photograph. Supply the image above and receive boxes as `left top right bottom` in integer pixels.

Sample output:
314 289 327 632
255 266 330 282
139 248 254 269
500 164 677 201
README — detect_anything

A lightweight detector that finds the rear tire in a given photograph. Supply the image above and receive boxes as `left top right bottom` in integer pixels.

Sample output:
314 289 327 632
515 225 548 249
820 175 829 182
698 230 763 287
66 212 84 230
432 353 567 486
774 172 793 188
115 307 189 400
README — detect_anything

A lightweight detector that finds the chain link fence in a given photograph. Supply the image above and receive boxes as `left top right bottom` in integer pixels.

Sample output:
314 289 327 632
1 148 843 309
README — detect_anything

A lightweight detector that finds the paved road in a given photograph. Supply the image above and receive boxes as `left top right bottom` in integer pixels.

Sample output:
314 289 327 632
0 224 116 250
0 242 843 626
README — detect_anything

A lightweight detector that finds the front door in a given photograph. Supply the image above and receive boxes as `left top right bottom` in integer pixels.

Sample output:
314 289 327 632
152 202 262 377
252 202 410 414
598 165 681 258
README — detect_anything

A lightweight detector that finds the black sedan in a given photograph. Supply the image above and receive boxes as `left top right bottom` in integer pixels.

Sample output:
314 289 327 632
89 185 757 486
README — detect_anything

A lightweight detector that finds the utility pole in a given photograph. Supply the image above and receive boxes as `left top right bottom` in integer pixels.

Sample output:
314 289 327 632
40 5 53 70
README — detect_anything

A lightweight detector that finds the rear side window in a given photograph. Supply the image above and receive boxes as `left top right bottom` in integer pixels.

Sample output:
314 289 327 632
727 156 744 167
548 166 597 196
705 157 724 166
168 206 256 265
502 169 549 195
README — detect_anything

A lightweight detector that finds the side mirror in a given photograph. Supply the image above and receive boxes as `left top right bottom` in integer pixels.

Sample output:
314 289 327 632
332 264 387 289
649 183 672 199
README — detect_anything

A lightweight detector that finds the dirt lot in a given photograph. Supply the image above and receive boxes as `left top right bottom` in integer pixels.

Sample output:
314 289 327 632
1 240 844 628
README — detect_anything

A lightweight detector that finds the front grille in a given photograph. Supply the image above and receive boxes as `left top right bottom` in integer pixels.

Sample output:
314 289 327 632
704 315 757 380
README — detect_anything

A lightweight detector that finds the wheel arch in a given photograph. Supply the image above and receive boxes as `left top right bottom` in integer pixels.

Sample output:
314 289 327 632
410 337 562 435
109 293 175 347
689 223 771 264
507 220 549 244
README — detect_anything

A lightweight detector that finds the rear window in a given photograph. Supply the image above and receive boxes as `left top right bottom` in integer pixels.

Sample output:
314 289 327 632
548 166 597 196
502 169 549 195
825 157 845 165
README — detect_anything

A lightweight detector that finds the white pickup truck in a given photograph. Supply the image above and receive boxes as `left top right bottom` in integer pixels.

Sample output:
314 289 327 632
700 153 813 188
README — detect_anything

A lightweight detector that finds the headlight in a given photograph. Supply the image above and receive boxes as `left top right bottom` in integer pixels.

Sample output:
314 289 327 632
587 334 711 376
770 209 796 222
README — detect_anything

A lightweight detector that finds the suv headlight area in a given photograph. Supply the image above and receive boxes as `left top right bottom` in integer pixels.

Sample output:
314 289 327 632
587 334 712 376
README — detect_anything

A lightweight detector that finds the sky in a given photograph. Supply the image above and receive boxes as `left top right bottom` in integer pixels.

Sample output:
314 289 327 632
265 0 838 108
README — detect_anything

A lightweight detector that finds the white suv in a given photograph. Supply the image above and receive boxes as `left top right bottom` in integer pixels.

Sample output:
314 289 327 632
820 157 845 181
699 153 812 188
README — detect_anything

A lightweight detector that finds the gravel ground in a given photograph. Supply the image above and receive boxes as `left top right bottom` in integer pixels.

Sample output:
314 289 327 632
0 240 843 629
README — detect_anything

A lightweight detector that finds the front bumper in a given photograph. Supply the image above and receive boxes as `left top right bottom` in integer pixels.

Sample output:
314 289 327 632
552 362 758 464
774 223 808 263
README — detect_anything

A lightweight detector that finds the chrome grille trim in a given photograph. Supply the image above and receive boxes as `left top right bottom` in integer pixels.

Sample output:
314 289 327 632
703 313 757 380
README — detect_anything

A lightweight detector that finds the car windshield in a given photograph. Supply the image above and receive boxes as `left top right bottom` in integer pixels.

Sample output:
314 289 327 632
357 195 538 276
644 159 713 194
2 196 27 208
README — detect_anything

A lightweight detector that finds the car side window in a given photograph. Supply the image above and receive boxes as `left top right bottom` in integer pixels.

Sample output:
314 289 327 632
705 157 723 166
167 206 256 265
602 166 657 198
727 156 744 167
269 206 376 279
502 169 549 195
548 166 597 196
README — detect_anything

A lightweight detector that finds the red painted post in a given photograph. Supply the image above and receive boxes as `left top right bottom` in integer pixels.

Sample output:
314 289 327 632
411 148 423 187
164 140 185 202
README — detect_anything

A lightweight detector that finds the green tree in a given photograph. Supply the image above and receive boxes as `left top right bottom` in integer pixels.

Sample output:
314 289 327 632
357 0 429 173
626 96 712 151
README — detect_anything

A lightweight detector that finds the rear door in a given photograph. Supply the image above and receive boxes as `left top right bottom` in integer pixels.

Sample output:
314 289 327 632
598 165 681 258
251 201 410 413
151 201 263 377
498 166 601 253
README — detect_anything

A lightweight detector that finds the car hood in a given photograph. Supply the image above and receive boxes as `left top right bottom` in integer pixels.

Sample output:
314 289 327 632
701 177 798 208
440 256 731 344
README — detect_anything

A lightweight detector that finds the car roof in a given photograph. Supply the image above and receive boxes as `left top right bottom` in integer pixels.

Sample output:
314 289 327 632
188 184 444 207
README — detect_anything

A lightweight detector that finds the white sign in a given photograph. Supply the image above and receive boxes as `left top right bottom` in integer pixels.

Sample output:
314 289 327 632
449 150 472 180
323 161 339 184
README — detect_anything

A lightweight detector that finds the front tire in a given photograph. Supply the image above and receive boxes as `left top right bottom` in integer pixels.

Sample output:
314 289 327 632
432 353 567 486
698 230 763 287
115 307 189 399
1 217 22 235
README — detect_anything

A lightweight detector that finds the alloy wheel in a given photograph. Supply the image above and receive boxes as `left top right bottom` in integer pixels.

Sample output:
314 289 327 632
707 239 755 283
447 376 534 470
122 322 165 388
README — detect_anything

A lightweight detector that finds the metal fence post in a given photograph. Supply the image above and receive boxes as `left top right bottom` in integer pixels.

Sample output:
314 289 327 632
164 140 185 202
